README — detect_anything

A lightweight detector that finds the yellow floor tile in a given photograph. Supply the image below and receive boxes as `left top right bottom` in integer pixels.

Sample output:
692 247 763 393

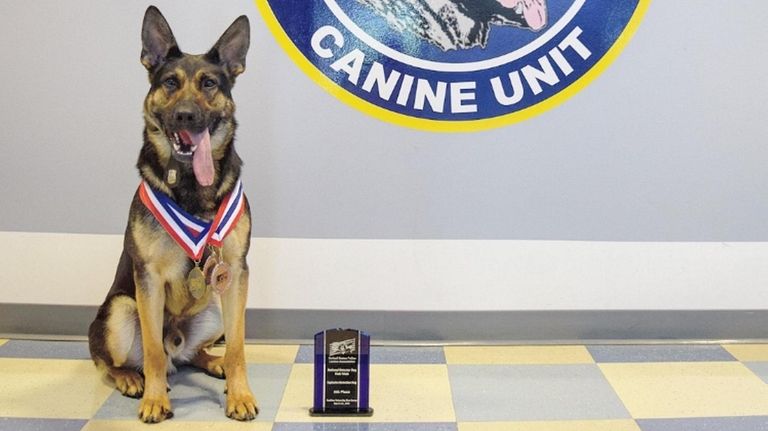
208 344 299 364
723 344 768 362
0 339 7 347
82 420 272 430
599 362 768 418
0 358 113 419
459 420 641 431
276 364 456 422
445 346 594 364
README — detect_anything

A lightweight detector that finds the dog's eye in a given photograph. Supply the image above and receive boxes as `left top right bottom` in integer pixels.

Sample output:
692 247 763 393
202 78 217 89
163 77 179 90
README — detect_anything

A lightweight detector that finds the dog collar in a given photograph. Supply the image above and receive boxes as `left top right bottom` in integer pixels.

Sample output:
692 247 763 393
138 179 246 260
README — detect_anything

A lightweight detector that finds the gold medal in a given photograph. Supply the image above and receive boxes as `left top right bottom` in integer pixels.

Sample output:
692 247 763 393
186 266 207 299
211 262 232 294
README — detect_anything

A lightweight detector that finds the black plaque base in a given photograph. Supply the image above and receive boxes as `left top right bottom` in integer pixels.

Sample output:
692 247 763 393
309 408 374 417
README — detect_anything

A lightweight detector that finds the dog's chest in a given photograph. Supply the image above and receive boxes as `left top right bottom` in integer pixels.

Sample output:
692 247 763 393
164 276 215 317
154 262 215 318
137 229 217 317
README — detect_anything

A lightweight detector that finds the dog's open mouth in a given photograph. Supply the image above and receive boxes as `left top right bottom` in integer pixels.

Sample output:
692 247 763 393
168 128 215 187
171 131 200 156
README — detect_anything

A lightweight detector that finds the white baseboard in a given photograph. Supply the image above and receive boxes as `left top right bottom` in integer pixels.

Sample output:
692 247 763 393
1 231 767 310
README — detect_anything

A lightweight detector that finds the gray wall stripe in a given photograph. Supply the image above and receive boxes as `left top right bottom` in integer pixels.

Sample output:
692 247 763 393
1 304 767 342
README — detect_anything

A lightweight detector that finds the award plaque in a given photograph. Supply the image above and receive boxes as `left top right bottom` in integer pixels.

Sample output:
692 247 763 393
310 328 373 416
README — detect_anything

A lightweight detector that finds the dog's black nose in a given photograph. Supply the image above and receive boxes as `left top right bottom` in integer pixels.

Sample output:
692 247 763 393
172 104 203 130
175 109 197 125
173 336 182 346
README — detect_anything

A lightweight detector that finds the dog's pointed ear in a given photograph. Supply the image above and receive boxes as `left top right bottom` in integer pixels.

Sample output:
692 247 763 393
206 16 250 78
141 6 181 71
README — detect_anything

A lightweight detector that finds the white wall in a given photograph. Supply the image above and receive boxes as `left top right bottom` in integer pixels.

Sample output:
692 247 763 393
1 1 767 311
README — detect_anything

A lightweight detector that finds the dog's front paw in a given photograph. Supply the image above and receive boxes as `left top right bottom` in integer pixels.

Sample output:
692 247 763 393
138 394 173 423
226 390 258 421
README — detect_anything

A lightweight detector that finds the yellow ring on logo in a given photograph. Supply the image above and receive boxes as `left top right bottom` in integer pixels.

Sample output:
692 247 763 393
255 0 652 133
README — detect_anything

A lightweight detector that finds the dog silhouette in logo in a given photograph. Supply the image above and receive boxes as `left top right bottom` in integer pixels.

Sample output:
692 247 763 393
356 0 547 51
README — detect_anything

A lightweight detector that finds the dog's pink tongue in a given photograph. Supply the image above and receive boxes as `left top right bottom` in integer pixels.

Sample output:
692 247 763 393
188 130 214 186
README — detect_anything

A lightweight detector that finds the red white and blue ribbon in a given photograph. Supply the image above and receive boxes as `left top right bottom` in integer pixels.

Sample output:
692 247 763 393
138 179 246 260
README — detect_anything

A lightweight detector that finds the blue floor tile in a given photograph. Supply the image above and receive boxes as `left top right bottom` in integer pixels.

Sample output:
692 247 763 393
637 416 768 431
295 345 445 364
295 345 314 363
0 340 90 360
448 364 630 421
587 345 736 363
273 423 458 431
93 364 291 422
0 418 86 431
745 362 768 384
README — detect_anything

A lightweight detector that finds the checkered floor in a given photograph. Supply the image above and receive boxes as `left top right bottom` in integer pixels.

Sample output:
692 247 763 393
3 339 768 430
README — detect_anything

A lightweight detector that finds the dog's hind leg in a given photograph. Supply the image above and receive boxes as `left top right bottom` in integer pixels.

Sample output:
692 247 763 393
104 296 144 367
101 295 146 398
184 301 225 378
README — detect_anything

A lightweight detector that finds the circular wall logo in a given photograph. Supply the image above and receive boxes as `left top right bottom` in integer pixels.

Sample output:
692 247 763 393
257 0 650 132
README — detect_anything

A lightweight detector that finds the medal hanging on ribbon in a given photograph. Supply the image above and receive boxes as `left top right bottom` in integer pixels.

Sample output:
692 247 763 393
203 246 232 295
139 179 245 296
187 262 207 299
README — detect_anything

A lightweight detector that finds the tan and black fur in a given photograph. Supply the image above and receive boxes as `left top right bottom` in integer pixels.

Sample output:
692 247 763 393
88 6 256 423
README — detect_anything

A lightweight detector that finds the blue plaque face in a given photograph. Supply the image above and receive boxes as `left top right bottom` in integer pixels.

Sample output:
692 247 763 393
311 328 372 416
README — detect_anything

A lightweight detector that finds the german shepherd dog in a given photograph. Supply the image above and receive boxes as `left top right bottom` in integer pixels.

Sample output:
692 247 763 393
88 6 256 422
